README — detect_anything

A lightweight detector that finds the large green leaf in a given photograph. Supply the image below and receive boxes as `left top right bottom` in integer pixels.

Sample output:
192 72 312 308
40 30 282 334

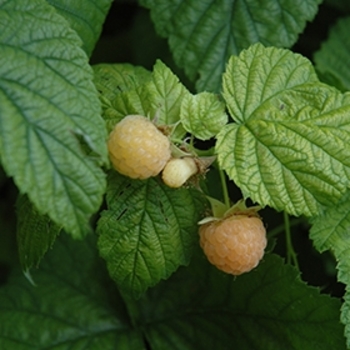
136 251 345 349
47 0 113 56
97 172 206 298
216 43 350 217
0 0 107 238
139 0 321 92
0 233 144 349
310 190 350 348
314 17 350 92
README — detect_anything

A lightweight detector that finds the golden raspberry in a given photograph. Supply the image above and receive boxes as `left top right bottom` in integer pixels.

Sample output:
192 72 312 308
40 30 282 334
199 215 267 275
108 115 171 179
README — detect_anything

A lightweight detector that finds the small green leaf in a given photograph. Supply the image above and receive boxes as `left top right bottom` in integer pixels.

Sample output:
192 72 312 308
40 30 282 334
16 195 61 270
180 92 227 140
217 44 350 217
138 252 345 349
97 172 205 298
0 233 144 349
47 0 113 56
314 17 350 92
0 0 107 238
147 60 190 130
310 190 350 348
140 0 321 92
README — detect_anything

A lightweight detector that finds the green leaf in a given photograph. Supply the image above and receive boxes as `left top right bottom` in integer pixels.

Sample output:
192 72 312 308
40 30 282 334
93 63 152 132
216 43 350 217
310 190 350 348
97 172 206 298
0 233 144 349
0 0 107 238
139 0 321 92
180 92 227 140
47 0 113 56
95 61 190 137
314 17 350 92
16 195 61 270
137 252 345 349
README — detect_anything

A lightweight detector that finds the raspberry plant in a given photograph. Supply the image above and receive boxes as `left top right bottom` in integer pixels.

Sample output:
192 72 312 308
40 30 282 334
1 0 350 349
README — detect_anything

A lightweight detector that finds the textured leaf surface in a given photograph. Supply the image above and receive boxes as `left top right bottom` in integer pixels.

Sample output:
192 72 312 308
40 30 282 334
216 44 350 217
314 17 350 92
47 0 113 56
137 252 345 349
16 195 61 270
310 191 350 348
180 92 227 140
93 63 152 132
94 61 190 136
0 0 107 238
140 0 321 92
97 172 206 298
0 233 144 349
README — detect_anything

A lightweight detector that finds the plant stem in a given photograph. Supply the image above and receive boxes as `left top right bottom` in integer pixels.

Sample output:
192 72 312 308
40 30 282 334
284 211 300 270
219 169 230 209
267 217 305 239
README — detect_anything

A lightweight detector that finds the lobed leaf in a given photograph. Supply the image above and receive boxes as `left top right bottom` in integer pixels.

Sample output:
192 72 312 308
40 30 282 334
0 233 144 349
217 43 350 217
180 92 227 140
314 16 350 92
0 0 107 238
97 172 206 298
139 0 321 92
16 194 61 271
137 251 345 349
47 0 113 56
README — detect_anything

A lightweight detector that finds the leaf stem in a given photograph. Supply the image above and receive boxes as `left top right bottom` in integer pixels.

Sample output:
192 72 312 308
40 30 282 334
284 211 299 270
267 217 305 239
219 169 230 209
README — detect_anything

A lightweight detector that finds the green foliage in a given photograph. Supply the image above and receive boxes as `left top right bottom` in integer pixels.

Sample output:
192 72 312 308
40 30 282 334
97 172 206 298
310 191 350 348
47 0 113 56
0 233 143 349
314 17 350 92
0 234 344 349
0 0 108 238
180 92 227 140
1 0 350 348
217 43 350 217
16 195 61 270
139 0 322 92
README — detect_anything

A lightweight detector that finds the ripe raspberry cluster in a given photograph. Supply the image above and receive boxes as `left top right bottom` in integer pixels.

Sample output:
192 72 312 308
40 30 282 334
199 214 267 275
107 114 204 186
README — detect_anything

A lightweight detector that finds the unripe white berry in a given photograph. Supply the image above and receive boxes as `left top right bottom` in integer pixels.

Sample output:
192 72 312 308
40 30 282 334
162 157 198 188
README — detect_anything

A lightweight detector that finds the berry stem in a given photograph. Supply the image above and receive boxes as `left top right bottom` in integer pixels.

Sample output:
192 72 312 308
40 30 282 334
284 211 299 270
219 168 231 209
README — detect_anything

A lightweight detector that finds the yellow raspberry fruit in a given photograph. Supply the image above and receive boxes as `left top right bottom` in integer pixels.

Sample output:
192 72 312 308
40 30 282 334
162 157 198 188
199 215 267 275
107 115 172 179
